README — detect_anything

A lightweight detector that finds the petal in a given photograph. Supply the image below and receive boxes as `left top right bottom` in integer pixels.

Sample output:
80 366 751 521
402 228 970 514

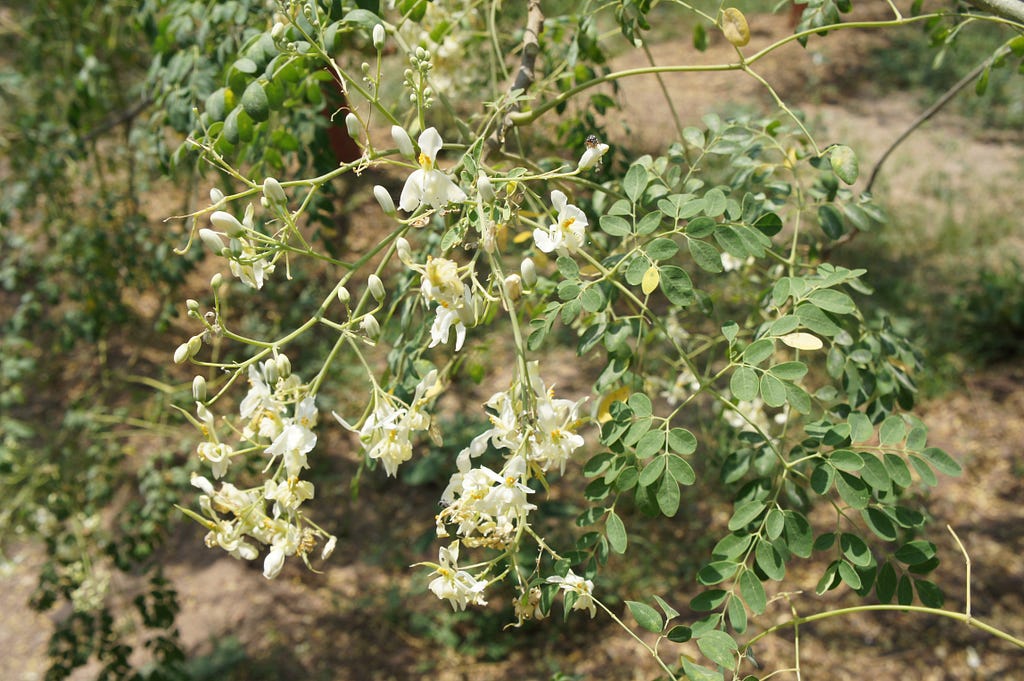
399 170 426 212
418 127 443 162
550 190 567 211
533 227 556 253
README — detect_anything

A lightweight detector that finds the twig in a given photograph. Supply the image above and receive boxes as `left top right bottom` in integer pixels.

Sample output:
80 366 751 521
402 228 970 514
966 0 1024 24
948 524 972 622
484 0 543 158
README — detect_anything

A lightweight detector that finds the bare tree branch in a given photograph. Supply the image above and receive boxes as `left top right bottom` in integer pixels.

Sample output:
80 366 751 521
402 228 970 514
966 0 1024 24
485 0 543 158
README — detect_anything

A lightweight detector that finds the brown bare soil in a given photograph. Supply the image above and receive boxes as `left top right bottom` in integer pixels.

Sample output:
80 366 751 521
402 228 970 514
3 6 1023 681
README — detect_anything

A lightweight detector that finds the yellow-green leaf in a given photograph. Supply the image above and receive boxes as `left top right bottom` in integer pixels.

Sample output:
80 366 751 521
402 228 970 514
642 265 660 295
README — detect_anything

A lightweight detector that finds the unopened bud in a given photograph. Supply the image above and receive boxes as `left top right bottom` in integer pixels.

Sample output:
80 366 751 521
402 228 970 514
321 535 338 560
391 125 415 158
187 334 203 357
271 21 286 40
209 188 225 205
503 274 522 301
211 272 223 289
368 274 385 301
373 185 396 216
192 376 207 402
275 354 291 378
520 258 537 288
199 228 226 254
477 172 495 203
186 299 201 313
263 177 287 206
395 237 412 264
211 210 245 237
345 112 363 141
361 314 380 339
336 285 351 305
372 24 386 50
262 359 279 385
173 342 191 365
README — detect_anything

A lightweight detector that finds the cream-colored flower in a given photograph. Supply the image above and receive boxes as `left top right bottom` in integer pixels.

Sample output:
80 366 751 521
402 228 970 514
399 128 467 212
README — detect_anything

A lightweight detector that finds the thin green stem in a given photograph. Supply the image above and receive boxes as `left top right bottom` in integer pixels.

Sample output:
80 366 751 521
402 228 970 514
594 598 679 681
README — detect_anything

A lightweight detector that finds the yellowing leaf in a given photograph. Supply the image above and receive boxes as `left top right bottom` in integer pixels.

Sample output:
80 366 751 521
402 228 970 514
597 386 631 423
642 265 660 295
781 332 824 351
721 8 750 47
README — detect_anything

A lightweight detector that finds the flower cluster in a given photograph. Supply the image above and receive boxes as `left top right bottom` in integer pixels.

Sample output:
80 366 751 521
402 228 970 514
427 362 588 610
204 204 276 290
188 354 334 579
333 370 441 477
414 255 477 351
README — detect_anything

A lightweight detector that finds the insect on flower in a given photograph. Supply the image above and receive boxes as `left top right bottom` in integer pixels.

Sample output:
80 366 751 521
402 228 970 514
584 134 601 149
577 135 609 171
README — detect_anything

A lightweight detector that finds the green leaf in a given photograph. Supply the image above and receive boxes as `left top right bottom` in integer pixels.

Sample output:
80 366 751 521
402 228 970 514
728 499 766 531
835 471 871 509
848 412 874 443
557 255 580 279
810 462 834 495
668 428 697 455
639 456 665 486
816 560 841 594
703 188 727 217
765 507 785 540
829 144 859 184
730 366 759 402
667 625 693 643
743 338 776 366
784 511 813 558
760 373 787 407
690 589 728 611
906 426 928 452
637 211 663 235
883 453 913 487
895 540 935 565
697 630 738 669
698 561 738 585
606 510 628 553
785 382 812 414
879 416 907 446
897 574 914 605
714 225 749 256
645 237 679 261
920 447 962 476
727 593 748 633
627 392 653 416
689 238 723 272
755 540 786 581
635 430 666 458
657 472 681 516
600 214 632 236
837 560 863 589
770 361 807 381
862 507 897 541
808 289 856 315
681 657 723 681
739 570 768 615
796 303 842 336
830 449 864 472
659 266 694 307
909 454 938 486
624 164 649 202
876 561 897 603
667 454 696 485
818 204 845 239
626 600 663 632
859 452 891 493
840 532 873 567
653 594 680 621
915 579 944 608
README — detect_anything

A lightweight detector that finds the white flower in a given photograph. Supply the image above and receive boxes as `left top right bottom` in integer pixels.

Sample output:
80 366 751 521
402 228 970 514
399 128 467 212
198 442 233 479
264 396 318 478
547 569 597 617
533 190 587 256
427 542 488 611
577 141 609 171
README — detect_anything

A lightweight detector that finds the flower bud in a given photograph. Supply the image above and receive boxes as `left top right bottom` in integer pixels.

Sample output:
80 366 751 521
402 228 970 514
520 257 537 288
477 172 495 203
337 285 351 305
361 314 380 340
391 125 415 159
275 353 291 378
263 547 286 580
187 334 203 357
368 274 385 301
192 376 207 402
211 210 245 237
173 342 191 365
271 21 286 40
372 24 386 50
209 188 225 205
263 177 287 206
345 112 363 141
321 535 338 560
211 272 223 289
503 274 522 301
199 228 226 255
187 299 201 313
395 237 412 264
373 185 396 216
